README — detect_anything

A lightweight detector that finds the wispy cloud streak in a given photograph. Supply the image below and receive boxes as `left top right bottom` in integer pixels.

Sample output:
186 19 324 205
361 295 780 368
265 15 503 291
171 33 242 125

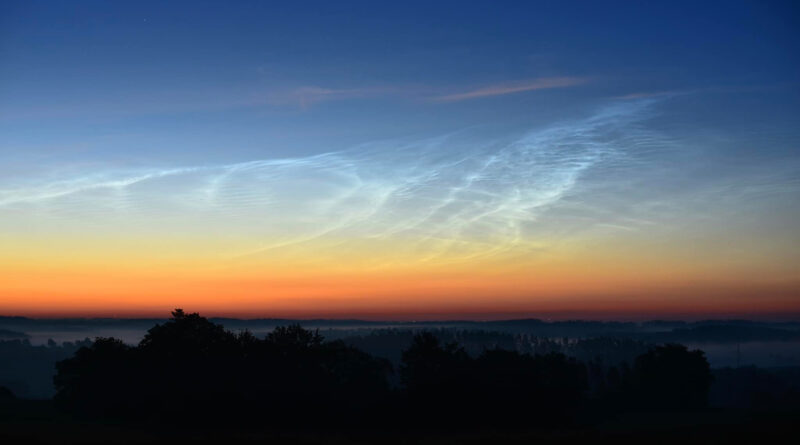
434 77 587 102
0 77 588 120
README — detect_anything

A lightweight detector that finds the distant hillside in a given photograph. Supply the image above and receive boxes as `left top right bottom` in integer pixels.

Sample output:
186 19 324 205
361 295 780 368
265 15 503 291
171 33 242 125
0 329 27 339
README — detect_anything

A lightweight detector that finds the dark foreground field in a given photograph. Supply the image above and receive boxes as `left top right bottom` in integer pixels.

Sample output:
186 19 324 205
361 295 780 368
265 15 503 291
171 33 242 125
1 399 798 444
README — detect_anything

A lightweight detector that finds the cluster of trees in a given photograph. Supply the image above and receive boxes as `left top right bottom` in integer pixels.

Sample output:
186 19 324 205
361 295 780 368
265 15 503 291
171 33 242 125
584 343 714 412
53 310 714 428
54 310 389 425
399 333 587 425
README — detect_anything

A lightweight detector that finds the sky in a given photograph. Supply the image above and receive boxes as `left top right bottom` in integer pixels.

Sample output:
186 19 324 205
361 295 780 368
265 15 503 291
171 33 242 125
0 1 799 319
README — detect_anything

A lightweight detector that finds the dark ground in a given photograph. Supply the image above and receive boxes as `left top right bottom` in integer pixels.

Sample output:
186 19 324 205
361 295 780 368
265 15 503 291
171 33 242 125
1 399 797 444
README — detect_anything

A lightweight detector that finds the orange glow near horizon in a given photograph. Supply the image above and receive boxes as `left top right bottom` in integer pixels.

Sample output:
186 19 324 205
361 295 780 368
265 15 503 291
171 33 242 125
2 230 798 320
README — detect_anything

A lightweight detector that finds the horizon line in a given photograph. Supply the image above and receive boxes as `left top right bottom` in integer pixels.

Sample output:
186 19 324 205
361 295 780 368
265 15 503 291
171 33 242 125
3 313 800 324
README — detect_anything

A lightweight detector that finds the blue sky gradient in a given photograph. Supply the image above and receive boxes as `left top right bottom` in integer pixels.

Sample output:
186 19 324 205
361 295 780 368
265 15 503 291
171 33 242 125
1 1 798 317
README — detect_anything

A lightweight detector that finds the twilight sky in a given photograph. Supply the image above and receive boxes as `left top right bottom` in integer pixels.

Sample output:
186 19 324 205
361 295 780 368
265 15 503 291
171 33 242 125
1 1 799 319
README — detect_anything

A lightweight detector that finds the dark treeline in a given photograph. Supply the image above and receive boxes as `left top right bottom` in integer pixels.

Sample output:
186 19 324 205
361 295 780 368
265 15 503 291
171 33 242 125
0 328 651 400
341 329 652 368
43 310 722 429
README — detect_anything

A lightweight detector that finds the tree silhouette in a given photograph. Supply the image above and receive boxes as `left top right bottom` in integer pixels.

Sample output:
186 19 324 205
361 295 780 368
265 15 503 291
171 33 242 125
632 343 713 409
400 332 469 393
53 337 135 417
139 308 238 355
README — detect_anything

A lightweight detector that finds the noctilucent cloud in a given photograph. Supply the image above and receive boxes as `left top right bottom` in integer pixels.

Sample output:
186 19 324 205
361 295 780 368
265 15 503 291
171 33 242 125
1 1 798 319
